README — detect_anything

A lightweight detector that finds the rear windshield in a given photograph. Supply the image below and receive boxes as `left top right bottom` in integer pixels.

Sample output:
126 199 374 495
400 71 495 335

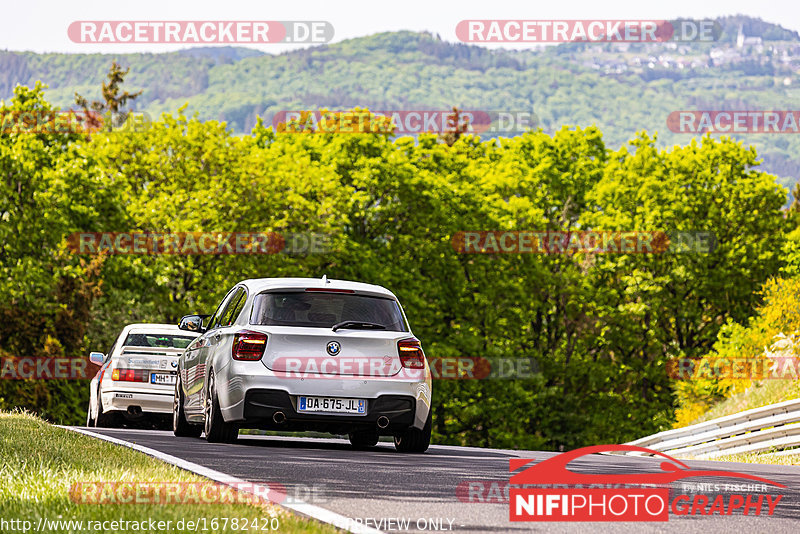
123 333 197 349
250 291 408 331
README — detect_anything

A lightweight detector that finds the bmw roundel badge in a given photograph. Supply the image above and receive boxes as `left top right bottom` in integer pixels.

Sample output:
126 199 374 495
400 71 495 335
326 341 341 356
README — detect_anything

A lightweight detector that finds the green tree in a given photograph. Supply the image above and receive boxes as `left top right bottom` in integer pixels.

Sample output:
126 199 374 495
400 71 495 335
0 83 123 421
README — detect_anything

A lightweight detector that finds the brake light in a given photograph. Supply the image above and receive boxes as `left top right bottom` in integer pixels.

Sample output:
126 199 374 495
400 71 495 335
305 288 355 293
398 338 426 369
111 368 149 382
232 331 268 361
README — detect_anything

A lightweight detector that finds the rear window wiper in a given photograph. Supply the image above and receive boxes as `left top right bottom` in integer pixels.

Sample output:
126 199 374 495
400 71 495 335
331 321 386 332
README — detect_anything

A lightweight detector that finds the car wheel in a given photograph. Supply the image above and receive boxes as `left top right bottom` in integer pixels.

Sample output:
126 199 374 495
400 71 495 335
204 372 238 443
86 394 96 427
348 430 379 450
173 376 202 438
94 395 117 428
393 409 431 453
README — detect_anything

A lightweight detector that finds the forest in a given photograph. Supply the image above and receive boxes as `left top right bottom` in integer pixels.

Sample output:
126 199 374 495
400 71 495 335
1 65 798 449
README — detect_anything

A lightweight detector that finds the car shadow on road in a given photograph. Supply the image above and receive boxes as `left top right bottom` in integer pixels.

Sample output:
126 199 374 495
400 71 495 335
235 434 521 458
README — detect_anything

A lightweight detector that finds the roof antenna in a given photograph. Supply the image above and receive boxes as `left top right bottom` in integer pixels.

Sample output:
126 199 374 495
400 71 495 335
322 274 329 284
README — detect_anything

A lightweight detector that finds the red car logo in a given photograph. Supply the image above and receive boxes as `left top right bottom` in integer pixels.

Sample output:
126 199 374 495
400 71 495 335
510 444 785 488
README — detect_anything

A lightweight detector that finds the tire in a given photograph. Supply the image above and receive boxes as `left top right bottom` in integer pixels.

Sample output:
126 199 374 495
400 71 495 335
204 372 238 443
393 409 431 453
94 396 117 428
348 430 379 450
173 376 202 438
86 394 96 427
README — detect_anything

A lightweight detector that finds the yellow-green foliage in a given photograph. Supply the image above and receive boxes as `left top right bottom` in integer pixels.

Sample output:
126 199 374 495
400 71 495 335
674 277 800 427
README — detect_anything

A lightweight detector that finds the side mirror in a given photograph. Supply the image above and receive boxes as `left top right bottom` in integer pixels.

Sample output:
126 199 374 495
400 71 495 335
178 314 207 333
89 352 105 366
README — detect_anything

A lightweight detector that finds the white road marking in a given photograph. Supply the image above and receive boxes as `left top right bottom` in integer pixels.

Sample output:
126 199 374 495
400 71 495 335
60 426 384 534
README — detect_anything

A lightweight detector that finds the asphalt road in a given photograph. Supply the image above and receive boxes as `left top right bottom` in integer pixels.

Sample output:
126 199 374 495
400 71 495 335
82 428 800 533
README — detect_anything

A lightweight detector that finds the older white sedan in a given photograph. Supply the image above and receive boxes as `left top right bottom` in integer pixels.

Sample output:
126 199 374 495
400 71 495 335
173 276 433 452
87 324 199 428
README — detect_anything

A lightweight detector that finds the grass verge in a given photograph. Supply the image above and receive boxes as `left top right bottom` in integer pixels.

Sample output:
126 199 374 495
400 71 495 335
687 378 800 425
0 410 337 534
684 451 800 465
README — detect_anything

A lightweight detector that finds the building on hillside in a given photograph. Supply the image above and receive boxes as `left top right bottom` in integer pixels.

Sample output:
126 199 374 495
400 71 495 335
736 25 763 48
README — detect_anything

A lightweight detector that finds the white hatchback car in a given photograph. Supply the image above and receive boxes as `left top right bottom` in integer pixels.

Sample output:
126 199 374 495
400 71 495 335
173 277 433 452
87 324 199 428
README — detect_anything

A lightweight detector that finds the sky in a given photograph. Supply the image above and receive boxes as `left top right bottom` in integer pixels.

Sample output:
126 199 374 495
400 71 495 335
2 0 799 54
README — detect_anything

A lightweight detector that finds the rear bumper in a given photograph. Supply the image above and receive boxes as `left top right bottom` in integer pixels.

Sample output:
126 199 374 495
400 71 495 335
242 390 417 434
215 362 432 432
101 389 173 414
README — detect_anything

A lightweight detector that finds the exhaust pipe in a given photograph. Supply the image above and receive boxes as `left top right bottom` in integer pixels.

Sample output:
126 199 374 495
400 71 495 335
376 416 390 429
127 406 142 417
272 411 286 424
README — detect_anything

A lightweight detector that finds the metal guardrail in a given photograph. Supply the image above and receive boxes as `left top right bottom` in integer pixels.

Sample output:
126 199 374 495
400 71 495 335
625 398 800 459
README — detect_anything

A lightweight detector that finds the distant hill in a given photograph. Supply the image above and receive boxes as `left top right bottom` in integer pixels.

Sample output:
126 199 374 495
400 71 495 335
176 46 265 62
715 15 800 43
2 16 800 191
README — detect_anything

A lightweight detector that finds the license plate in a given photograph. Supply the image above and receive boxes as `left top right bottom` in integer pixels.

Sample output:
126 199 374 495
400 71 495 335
297 396 366 414
151 373 176 385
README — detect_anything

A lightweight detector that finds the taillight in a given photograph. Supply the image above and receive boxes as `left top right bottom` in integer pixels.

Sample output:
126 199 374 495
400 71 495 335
232 331 268 361
398 338 426 369
111 368 149 382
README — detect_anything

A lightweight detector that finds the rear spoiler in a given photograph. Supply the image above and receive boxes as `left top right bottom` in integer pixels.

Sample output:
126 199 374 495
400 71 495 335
120 346 186 357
